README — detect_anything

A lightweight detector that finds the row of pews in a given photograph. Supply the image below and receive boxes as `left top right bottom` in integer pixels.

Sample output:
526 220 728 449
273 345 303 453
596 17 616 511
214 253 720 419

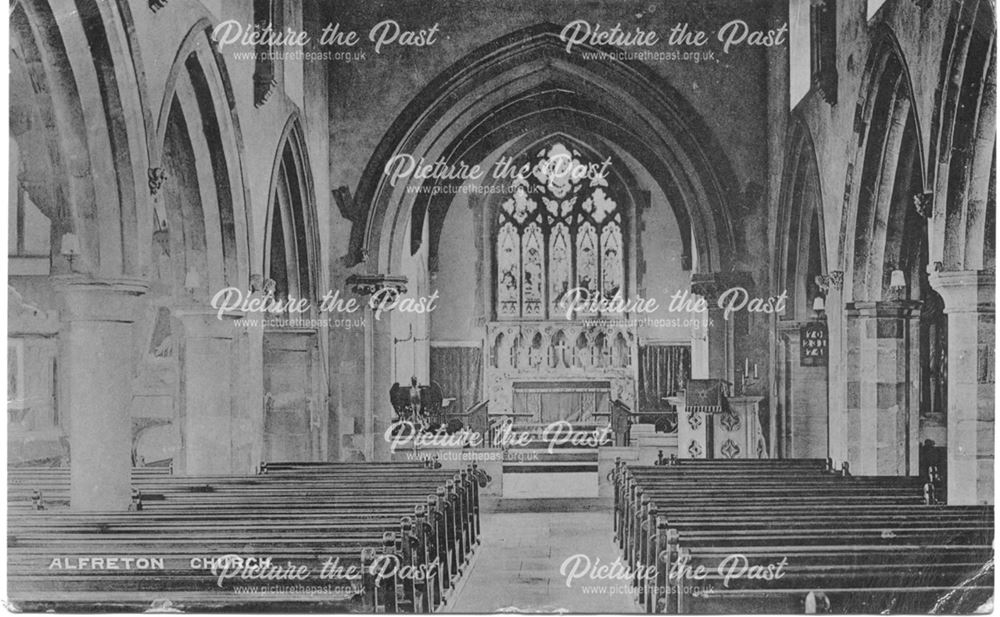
613 458 994 614
9 461 484 612
9 466 173 510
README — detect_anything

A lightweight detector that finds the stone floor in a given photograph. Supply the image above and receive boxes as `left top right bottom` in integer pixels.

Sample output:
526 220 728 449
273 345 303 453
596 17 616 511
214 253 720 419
446 498 640 613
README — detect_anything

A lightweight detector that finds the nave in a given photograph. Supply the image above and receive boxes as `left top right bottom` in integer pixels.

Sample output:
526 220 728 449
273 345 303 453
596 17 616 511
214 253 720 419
6 0 995 613
446 499 639 613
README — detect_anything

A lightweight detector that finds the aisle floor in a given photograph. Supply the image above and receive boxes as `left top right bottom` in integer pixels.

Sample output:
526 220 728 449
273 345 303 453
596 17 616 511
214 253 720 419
445 498 641 613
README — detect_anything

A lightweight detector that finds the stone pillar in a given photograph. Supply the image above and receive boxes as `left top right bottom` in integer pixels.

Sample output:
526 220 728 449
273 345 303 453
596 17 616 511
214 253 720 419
929 270 995 505
690 273 735 384
705 304 733 383
777 321 829 459
371 310 394 461
175 308 243 475
55 276 147 511
689 311 710 379
844 301 921 476
824 272 848 468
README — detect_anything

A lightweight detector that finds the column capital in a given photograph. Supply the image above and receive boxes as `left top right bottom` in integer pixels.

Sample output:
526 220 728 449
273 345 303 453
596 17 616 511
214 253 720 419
52 275 148 323
928 270 995 314
817 270 845 293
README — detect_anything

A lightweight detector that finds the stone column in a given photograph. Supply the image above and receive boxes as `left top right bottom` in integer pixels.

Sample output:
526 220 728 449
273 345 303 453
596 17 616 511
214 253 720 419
55 276 147 511
929 270 995 505
844 300 921 476
690 273 735 384
824 272 848 468
777 321 829 459
371 309 394 461
175 308 243 475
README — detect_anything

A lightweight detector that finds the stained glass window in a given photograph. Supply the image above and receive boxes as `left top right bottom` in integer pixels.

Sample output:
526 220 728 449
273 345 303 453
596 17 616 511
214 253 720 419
497 222 520 318
495 141 625 319
549 223 571 314
522 223 545 317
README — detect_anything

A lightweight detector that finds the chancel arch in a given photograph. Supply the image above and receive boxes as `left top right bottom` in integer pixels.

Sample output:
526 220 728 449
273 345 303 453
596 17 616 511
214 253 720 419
349 25 738 457
261 115 328 463
352 24 738 276
773 120 829 460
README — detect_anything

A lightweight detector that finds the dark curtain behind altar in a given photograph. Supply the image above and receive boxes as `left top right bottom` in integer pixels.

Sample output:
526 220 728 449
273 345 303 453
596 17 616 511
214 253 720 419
430 346 483 414
638 344 691 418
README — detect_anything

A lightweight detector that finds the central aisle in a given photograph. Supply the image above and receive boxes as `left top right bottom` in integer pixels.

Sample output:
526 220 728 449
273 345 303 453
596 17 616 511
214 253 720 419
446 498 641 613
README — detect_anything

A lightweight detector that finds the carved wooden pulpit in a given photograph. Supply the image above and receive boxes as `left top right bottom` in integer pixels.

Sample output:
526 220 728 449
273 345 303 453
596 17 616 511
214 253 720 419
673 379 767 459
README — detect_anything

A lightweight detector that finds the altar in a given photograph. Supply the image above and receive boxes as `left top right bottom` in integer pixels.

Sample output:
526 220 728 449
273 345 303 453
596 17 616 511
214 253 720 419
511 380 611 424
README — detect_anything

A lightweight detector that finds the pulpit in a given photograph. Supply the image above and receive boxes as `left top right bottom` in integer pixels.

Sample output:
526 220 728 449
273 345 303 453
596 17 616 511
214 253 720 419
669 382 767 459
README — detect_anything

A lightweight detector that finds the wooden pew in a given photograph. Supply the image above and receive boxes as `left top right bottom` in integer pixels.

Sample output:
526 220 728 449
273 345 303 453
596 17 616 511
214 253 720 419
7 462 435 510
9 470 468 608
612 460 993 613
8 462 481 612
9 466 172 510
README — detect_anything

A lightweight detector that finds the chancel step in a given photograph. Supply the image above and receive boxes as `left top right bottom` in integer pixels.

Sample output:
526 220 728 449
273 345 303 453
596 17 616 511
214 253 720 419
501 448 599 499
498 422 611 452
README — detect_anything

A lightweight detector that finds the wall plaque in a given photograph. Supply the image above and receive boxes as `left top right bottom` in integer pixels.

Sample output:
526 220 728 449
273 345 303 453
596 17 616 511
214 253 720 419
801 321 828 366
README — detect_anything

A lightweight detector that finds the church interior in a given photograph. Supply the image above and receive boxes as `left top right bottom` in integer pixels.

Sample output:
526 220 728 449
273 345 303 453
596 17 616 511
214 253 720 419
7 0 996 612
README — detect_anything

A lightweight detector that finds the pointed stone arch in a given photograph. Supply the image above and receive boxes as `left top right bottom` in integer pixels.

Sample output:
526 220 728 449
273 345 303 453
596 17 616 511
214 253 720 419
263 113 322 302
835 27 931 478
145 20 257 476
772 118 830 461
260 113 329 464
928 0 995 273
10 0 156 509
774 118 828 321
838 26 927 304
9 0 151 278
153 19 252 291
925 0 995 505
349 23 739 276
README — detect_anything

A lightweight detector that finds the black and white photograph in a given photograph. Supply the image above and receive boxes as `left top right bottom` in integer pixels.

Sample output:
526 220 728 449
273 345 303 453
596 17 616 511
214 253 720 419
4 0 996 613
